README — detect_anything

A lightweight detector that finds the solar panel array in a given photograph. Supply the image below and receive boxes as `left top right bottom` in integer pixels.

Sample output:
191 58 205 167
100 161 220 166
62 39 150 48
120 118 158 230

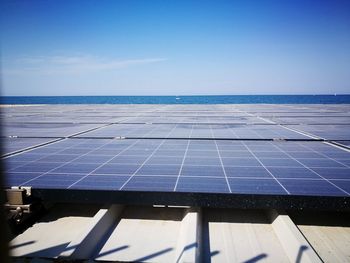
2 104 350 205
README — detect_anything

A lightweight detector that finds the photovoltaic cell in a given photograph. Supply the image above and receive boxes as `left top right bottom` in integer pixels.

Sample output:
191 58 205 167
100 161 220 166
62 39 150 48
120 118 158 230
3 139 350 197
2 137 59 155
286 125 350 140
74 123 309 139
2 122 105 137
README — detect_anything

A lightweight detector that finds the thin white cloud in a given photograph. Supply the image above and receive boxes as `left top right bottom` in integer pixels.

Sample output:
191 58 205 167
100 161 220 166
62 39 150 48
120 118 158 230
4 55 167 75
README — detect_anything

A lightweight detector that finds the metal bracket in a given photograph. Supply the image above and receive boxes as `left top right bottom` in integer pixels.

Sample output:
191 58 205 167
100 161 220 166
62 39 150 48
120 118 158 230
6 187 31 205
4 187 36 223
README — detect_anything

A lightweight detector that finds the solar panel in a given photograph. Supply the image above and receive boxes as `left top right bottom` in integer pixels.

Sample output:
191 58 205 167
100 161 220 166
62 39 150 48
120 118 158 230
2 104 350 209
2 137 59 155
4 139 350 197
119 116 268 124
285 125 350 141
271 117 350 125
334 141 350 148
74 123 309 139
2 122 106 137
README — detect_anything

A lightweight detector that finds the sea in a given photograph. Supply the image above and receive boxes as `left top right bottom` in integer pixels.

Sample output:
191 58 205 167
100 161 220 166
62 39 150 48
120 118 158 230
1 95 350 104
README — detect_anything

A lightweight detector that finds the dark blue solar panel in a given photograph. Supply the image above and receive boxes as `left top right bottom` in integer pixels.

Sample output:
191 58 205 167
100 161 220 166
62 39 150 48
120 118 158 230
224 167 271 178
176 177 230 193
73 123 310 139
11 163 62 173
267 167 320 179
184 157 221 166
220 151 254 158
58 148 93 155
286 125 350 140
297 159 346 168
93 164 140 175
9 154 46 162
2 138 51 155
28 173 85 189
123 176 177 191
227 178 287 195
74 155 115 163
287 152 324 158
254 151 290 158
136 165 181 175
279 179 346 196
335 141 350 147
146 157 183 165
3 122 103 137
330 180 350 193
186 150 218 157
5 172 39 186
310 168 350 179
108 155 149 164
4 160 27 171
260 158 303 167
70 175 130 190
29 147 66 154
181 165 225 177
40 154 81 162
153 150 186 157
221 158 261 167
52 163 101 174
3 138 350 198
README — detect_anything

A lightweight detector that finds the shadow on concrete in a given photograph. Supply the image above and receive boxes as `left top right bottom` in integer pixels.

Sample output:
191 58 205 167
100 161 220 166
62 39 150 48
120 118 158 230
133 247 174 262
175 242 197 263
296 245 308 263
243 253 268 263
8 240 35 250
95 245 129 258
23 242 69 258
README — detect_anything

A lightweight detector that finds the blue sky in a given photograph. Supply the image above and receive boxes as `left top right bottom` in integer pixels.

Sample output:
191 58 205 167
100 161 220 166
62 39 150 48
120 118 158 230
1 0 350 96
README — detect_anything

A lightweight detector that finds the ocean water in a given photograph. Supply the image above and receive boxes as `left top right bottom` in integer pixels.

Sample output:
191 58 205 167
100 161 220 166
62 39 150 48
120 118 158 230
1 95 350 104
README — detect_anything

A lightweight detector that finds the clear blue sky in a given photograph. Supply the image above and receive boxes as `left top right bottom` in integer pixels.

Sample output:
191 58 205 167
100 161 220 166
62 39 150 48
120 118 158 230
1 0 350 96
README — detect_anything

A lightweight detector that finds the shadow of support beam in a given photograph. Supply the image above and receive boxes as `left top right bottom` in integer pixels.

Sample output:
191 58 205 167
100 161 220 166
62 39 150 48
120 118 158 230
244 253 268 263
133 247 174 262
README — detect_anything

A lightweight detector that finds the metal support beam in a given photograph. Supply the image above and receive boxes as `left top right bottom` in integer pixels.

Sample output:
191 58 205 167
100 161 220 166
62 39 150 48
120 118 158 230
174 207 202 263
268 210 322 263
59 204 124 259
